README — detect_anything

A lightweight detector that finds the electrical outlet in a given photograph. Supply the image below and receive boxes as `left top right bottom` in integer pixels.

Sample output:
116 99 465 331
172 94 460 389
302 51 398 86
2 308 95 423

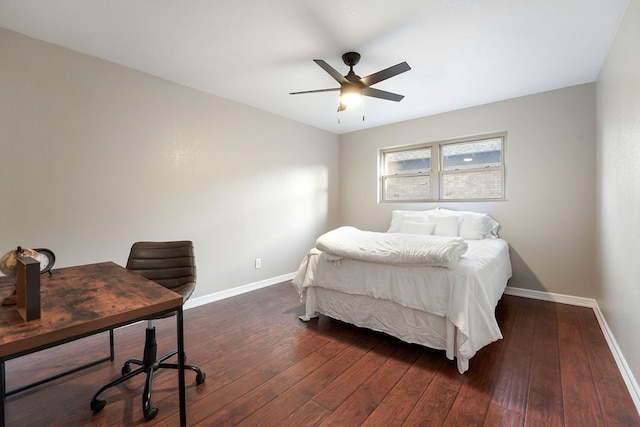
255 258 262 269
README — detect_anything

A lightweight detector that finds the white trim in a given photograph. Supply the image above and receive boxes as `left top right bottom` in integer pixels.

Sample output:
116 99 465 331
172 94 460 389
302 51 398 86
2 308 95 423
592 304 640 415
505 286 640 415
183 272 295 310
504 286 596 308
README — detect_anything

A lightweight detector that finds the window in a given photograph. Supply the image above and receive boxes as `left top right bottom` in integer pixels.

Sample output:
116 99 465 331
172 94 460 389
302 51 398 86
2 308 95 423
382 147 432 201
380 133 505 202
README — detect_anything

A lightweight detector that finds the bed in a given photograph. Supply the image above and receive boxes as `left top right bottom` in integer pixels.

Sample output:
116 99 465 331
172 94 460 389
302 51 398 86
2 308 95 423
291 208 512 373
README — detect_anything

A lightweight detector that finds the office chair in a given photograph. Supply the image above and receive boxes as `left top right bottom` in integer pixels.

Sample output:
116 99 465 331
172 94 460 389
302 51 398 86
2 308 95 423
90 241 206 420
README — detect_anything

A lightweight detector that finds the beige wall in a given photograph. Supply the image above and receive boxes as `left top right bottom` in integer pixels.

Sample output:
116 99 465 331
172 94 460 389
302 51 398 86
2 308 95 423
339 84 597 297
596 0 640 389
0 28 339 297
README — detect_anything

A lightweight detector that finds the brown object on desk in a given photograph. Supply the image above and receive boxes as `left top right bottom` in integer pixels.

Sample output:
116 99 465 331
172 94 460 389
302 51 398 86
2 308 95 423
0 246 41 307
0 262 188 427
15 256 40 322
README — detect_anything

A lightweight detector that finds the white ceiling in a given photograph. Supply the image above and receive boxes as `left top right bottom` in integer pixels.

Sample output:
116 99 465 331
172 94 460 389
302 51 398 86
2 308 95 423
0 0 629 134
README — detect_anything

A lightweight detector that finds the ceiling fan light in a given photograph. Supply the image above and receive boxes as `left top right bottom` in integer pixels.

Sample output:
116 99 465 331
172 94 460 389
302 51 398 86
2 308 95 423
341 93 362 108
340 86 362 109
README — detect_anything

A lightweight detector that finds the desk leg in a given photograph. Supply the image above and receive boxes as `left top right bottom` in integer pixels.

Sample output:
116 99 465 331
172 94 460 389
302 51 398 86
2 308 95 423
1 359 5 427
177 307 186 427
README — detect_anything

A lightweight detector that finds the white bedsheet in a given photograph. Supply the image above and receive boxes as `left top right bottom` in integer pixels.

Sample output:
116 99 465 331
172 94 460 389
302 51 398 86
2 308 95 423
292 238 512 371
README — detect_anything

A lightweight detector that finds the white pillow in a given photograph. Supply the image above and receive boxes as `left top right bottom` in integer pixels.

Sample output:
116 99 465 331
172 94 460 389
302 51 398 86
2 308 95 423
436 208 501 239
485 218 501 238
459 218 485 240
426 214 459 237
398 221 436 235
387 209 436 233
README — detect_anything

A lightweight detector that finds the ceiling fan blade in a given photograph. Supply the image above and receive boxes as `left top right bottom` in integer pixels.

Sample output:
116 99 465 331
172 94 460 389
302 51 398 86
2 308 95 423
290 88 340 95
314 59 349 84
362 87 405 102
360 62 411 87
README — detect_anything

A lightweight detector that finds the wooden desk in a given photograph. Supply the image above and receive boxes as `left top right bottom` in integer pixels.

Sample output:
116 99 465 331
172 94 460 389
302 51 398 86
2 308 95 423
0 262 187 426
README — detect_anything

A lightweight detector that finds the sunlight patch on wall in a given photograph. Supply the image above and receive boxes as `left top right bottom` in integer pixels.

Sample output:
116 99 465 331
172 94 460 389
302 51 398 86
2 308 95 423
162 134 203 170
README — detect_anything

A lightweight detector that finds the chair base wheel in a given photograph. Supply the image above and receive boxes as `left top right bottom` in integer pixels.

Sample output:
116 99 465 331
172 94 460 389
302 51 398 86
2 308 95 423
121 363 131 376
196 371 206 385
144 405 158 420
90 398 106 413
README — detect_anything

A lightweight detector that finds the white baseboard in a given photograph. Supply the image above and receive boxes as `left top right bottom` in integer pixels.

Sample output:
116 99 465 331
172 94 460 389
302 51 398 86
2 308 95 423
592 304 640 416
505 286 640 416
183 272 295 310
504 286 596 308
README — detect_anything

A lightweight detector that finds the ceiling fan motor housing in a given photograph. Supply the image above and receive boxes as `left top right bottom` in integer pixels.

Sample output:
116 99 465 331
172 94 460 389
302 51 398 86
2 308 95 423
342 52 361 67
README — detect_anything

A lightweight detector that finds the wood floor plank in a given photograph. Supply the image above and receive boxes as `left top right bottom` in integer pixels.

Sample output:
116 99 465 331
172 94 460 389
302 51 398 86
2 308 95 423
163 332 332 425
557 304 607 427
320 344 421 426
525 299 564 426
2 283 638 426
441 296 518 427
216 341 347 426
489 297 536 416
575 306 640 426
483 403 524 427
283 400 331 427
311 337 398 411
443 367 492 426
361 351 444 426
402 381 458 426
430 355 468 393
238 334 379 426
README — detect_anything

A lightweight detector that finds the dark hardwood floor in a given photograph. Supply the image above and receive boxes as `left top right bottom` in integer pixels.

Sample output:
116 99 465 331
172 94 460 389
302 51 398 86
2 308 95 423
3 282 639 426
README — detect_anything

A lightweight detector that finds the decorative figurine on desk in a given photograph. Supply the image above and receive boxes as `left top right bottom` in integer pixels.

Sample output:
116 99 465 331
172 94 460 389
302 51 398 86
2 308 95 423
0 246 56 306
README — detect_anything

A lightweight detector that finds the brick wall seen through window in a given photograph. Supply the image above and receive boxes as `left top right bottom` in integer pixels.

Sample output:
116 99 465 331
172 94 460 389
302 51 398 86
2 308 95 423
380 134 505 202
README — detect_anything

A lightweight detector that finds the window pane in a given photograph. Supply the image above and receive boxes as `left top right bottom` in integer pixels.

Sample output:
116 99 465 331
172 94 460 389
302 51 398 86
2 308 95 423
442 170 503 199
385 148 431 174
442 138 502 171
384 175 431 201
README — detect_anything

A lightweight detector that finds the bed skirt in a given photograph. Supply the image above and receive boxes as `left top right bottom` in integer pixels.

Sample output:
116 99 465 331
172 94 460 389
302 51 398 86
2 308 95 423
300 286 469 373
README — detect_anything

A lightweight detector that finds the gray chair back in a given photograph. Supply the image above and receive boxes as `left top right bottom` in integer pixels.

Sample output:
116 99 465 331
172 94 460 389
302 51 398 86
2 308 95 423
126 241 196 303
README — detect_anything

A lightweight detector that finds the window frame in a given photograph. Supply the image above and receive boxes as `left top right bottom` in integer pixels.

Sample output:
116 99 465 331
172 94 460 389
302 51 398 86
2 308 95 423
379 132 506 203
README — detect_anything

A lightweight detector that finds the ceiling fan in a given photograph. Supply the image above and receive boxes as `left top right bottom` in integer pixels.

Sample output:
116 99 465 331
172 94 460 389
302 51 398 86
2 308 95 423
290 52 411 112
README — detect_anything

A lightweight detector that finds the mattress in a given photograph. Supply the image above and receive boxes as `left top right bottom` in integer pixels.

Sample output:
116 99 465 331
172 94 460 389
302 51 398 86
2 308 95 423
292 238 512 372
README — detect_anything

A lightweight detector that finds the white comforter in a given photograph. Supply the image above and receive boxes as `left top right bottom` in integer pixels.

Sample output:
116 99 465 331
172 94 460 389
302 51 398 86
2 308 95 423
292 238 512 372
316 226 468 268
